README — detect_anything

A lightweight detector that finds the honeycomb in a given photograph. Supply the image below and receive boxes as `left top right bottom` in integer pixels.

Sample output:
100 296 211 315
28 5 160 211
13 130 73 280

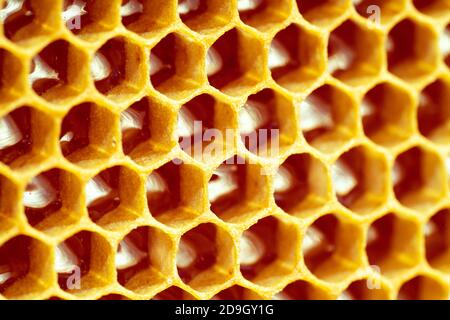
0 0 449 301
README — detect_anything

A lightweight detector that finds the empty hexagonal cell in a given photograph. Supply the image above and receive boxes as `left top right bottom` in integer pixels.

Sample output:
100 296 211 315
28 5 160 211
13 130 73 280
387 19 439 82
239 89 296 157
397 275 448 300
150 33 203 99
0 49 25 103
425 209 450 272
239 216 300 286
328 20 383 85
56 231 113 294
0 235 52 299
207 28 264 96
273 280 332 300
238 0 291 30
332 146 388 214
353 0 406 24
176 223 234 291
86 166 144 229
121 97 176 165
393 147 446 210
146 161 205 227
2 0 59 44
297 0 349 27
60 103 117 166
362 82 414 146
298 84 357 153
303 214 362 282
62 0 118 38
152 286 195 300
23 168 83 233
366 213 420 275
0 106 54 168
212 285 264 300
338 279 390 300
30 40 88 102
274 153 329 216
418 78 450 144
269 24 325 92
178 94 235 163
115 226 172 293
413 0 450 17
208 156 269 223
92 37 145 100
121 0 176 36
178 0 233 32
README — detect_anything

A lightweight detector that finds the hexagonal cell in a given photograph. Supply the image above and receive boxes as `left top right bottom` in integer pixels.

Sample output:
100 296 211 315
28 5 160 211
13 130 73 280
398 275 448 300
146 161 205 227
115 226 172 294
274 153 329 216
178 0 233 33
176 223 234 291
152 286 195 300
86 166 144 229
303 214 362 282
332 146 388 214
121 0 176 36
269 24 325 92
353 0 406 24
239 216 300 287
328 20 383 85
0 235 52 299
418 78 450 144
239 89 297 157
62 0 118 39
178 94 235 164
213 285 264 300
0 173 19 234
366 213 420 275
238 0 291 31
443 24 450 68
60 102 117 166
362 82 414 147
425 209 450 273
92 37 145 101
0 106 54 168
338 279 390 300
387 19 439 82
208 156 269 223
413 0 450 18
0 48 25 103
150 33 203 100
2 0 59 44
393 146 446 210
298 84 357 153
297 0 349 27
207 28 265 96
30 40 88 103
273 280 332 300
23 168 83 233
56 231 113 294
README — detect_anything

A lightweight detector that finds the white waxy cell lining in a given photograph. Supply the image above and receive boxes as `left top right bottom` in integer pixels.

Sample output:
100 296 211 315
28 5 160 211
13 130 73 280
115 238 146 270
23 175 57 209
208 165 238 203
0 114 23 150
239 230 265 266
